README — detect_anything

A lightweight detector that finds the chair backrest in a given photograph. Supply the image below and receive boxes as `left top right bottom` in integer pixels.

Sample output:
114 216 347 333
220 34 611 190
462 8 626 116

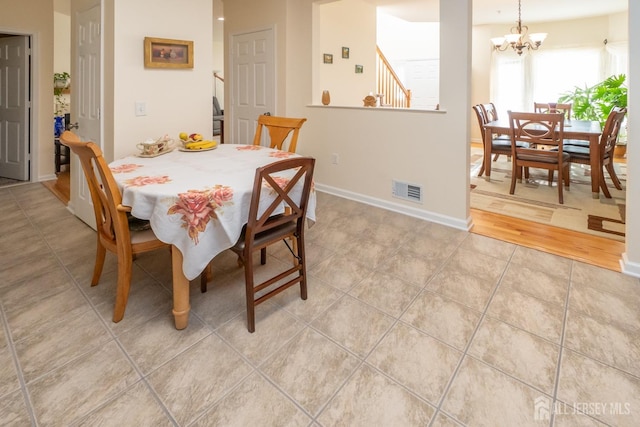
508 111 565 159
600 106 627 160
59 131 130 247
245 157 315 243
533 102 572 120
252 115 307 153
480 103 499 122
213 96 223 116
472 104 489 144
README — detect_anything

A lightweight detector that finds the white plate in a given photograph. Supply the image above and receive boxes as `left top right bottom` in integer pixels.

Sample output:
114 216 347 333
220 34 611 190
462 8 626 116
136 147 174 158
178 146 217 152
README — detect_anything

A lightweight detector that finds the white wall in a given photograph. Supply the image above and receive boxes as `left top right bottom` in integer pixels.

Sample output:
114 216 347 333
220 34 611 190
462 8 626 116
107 0 214 160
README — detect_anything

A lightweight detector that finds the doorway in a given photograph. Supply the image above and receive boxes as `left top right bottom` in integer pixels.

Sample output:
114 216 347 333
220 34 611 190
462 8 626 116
0 33 31 187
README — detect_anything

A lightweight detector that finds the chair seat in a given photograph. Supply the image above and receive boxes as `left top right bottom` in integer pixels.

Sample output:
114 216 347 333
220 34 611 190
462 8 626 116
491 139 528 150
232 216 297 253
518 151 570 164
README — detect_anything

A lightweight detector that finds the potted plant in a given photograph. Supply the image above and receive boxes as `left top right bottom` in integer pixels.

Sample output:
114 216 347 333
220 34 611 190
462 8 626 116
558 74 628 157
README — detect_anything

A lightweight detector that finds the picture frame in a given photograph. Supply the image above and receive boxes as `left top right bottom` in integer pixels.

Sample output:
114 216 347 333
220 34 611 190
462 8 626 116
144 37 194 69
323 53 333 64
342 47 350 59
355 64 363 74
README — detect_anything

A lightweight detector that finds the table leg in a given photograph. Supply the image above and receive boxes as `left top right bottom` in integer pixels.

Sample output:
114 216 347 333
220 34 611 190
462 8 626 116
589 135 600 198
171 245 190 329
483 127 493 179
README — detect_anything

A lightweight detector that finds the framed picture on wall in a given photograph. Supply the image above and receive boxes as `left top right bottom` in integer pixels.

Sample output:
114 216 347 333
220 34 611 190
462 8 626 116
323 53 333 64
355 64 363 73
342 47 350 59
144 37 194 69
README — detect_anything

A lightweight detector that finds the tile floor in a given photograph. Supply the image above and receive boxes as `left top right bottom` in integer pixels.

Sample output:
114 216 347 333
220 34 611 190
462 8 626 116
1 183 639 426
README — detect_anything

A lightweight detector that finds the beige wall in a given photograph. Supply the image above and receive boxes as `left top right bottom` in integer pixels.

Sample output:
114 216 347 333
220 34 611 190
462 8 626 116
105 0 214 160
0 0 55 181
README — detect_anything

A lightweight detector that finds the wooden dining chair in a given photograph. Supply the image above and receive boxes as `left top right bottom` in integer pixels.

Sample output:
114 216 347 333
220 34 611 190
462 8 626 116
508 111 570 204
252 115 307 153
59 131 169 323
558 107 627 198
201 157 315 332
534 102 572 120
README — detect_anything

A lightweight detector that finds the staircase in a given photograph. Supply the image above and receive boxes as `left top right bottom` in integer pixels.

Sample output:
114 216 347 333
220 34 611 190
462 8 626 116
376 45 411 108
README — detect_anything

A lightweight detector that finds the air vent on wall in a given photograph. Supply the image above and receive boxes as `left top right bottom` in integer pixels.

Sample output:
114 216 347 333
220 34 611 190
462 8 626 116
392 180 423 203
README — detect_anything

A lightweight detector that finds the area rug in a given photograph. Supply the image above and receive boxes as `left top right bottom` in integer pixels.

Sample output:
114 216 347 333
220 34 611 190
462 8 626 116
470 148 626 242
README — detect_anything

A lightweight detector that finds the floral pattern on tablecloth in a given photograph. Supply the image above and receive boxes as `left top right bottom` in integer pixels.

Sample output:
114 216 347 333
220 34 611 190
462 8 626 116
270 151 295 159
237 145 263 151
124 176 171 187
111 164 142 174
167 185 234 244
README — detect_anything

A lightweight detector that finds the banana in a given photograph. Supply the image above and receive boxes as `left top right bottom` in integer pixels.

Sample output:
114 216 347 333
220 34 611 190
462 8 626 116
185 140 217 150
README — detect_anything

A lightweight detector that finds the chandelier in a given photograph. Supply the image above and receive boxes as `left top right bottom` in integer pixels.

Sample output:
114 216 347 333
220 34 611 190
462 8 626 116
491 0 547 56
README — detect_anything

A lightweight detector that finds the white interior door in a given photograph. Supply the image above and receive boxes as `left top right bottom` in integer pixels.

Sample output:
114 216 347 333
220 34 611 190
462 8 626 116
0 35 30 181
70 0 101 228
230 28 275 145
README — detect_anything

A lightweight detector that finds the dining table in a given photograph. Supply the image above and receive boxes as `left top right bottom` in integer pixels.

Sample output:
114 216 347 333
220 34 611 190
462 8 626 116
483 118 603 198
109 143 317 329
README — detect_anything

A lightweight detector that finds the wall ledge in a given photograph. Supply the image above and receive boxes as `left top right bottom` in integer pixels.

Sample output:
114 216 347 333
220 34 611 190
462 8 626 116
306 104 446 114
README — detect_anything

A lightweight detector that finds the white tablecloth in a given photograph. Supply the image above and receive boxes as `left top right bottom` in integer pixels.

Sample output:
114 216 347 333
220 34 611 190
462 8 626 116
109 144 316 280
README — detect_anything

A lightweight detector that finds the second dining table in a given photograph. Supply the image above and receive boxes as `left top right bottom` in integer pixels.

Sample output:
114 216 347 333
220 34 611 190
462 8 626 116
483 118 603 198
109 143 317 329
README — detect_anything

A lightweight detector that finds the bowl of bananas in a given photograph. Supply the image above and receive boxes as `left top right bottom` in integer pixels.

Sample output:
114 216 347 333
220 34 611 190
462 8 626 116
178 132 218 151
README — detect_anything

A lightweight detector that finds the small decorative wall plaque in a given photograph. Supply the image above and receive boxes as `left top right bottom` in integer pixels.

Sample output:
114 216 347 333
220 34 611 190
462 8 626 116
342 47 350 59
323 53 333 64
355 64 363 74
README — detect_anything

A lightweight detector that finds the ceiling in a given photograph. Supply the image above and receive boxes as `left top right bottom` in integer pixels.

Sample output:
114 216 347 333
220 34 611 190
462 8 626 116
364 0 628 25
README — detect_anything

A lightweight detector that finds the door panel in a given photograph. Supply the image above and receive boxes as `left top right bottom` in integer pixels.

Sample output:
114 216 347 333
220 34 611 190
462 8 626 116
231 29 274 145
0 36 30 181
70 1 101 228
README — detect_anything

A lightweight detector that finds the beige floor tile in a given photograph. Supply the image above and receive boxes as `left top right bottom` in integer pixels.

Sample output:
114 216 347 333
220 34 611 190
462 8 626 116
306 226 352 251
569 281 640 332
147 334 253 425
0 252 60 290
468 316 560 394
377 251 442 287
510 246 572 280
365 222 412 248
0 346 20 398
312 295 394 357
190 270 246 329
268 239 335 269
308 254 371 292
402 291 482 350
430 412 466 427
421 222 468 245
317 364 434 426
367 322 462 404
193 372 312 426
260 328 360 416
501 263 569 307
557 349 640 427
271 276 344 324
552 405 611 426
564 310 640 377
15 310 111 382
216 300 306 365
426 269 497 312
349 271 422 318
5 285 93 342
401 233 460 261
29 341 139 426
442 356 549 427
0 266 74 309
459 233 517 261
77 381 173 426
445 248 509 284
488 285 565 343
118 313 211 375
335 236 395 268
0 390 31 426
571 262 640 298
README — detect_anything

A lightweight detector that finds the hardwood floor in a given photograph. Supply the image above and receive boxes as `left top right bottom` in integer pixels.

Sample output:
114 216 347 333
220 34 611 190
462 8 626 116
38 168 623 272
470 207 623 272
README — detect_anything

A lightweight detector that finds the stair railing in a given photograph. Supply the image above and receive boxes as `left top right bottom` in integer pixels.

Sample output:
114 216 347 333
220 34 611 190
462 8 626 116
376 46 411 108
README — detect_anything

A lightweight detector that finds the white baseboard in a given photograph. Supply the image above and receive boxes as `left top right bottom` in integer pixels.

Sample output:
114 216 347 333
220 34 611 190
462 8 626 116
316 183 472 231
620 253 640 279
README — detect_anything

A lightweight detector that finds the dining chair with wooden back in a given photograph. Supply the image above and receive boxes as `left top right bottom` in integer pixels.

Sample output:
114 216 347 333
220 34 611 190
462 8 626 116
59 131 169 323
473 104 530 177
201 156 316 332
559 107 627 198
534 102 573 120
252 115 307 153
508 111 570 204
